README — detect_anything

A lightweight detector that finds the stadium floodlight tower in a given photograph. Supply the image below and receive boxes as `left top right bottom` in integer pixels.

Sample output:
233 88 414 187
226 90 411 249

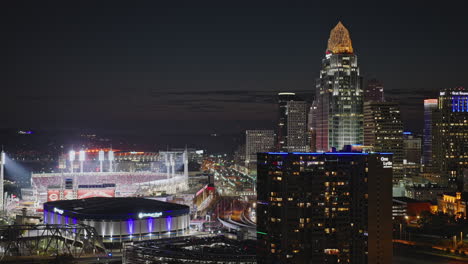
183 149 188 178
170 154 175 177
1 151 5 213
69 150 76 173
98 150 105 172
79 150 86 173
165 154 170 179
108 150 114 172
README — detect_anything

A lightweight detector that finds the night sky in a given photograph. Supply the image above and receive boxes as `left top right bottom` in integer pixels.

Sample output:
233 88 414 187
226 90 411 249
2 1 468 148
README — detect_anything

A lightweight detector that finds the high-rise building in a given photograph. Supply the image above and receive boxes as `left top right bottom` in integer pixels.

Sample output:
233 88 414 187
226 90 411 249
245 130 275 166
364 78 384 102
364 101 404 183
286 101 309 152
308 102 318 152
314 22 363 151
403 132 422 164
277 93 297 150
423 99 438 167
277 93 309 152
257 152 393 264
432 87 468 190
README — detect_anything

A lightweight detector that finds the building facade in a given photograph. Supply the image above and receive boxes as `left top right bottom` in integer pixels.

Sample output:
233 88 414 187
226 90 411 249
257 152 393 264
405 183 446 202
403 133 422 164
245 130 275 166
286 101 309 152
277 92 297 151
277 93 309 152
308 102 318 152
432 87 468 190
364 101 404 183
364 78 384 102
423 99 438 168
314 22 364 152
437 192 467 219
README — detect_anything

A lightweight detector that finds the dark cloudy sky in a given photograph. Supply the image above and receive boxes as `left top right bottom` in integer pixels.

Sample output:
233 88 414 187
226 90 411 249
2 0 468 140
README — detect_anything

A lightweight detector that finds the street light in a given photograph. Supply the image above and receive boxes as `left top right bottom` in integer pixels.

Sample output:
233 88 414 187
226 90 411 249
69 150 75 173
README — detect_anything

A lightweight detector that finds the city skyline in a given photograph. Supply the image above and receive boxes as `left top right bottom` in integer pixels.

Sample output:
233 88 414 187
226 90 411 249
2 3 468 263
2 1 468 142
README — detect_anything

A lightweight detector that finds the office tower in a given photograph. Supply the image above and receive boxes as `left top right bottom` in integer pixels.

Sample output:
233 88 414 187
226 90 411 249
308 102 318 152
364 78 384 102
257 152 393 264
364 101 404 183
277 92 297 150
277 93 309 152
423 99 438 167
286 101 309 152
245 130 275 167
403 132 422 164
314 22 363 152
432 87 468 191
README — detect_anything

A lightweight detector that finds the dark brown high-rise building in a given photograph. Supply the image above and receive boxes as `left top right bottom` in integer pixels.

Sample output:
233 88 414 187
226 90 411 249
364 79 384 102
257 152 393 264
277 93 309 152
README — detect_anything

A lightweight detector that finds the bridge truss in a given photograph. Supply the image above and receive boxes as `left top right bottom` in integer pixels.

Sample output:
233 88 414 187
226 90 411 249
0 224 106 260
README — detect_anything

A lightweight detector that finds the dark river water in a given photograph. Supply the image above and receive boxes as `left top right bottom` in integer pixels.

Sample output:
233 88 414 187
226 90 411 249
394 247 468 264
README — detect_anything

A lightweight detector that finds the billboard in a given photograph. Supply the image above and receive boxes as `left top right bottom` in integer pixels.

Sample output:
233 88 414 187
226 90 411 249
77 189 115 199
47 190 60 202
63 190 74 200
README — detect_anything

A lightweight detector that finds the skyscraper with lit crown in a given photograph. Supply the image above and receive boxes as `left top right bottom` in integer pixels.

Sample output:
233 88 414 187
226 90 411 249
314 22 363 151
432 87 468 190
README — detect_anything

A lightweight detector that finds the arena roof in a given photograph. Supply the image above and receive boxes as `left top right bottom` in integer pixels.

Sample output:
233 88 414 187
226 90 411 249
44 197 190 220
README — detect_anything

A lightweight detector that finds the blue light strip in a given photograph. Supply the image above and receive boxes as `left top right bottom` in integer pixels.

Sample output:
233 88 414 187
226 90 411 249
453 97 456 112
463 97 466 111
451 96 468 112
269 152 393 155
292 152 325 155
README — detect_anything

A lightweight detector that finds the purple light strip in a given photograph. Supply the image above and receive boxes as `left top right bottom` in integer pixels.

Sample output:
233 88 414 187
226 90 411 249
127 218 134 235
166 216 172 232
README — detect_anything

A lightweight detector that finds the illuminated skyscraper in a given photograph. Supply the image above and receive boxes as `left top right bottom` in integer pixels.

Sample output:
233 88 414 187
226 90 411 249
423 99 438 167
364 101 404 183
364 78 384 102
277 93 297 150
307 102 318 152
277 93 309 152
257 152 393 264
314 22 363 151
432 87 468 190
245 130 275 166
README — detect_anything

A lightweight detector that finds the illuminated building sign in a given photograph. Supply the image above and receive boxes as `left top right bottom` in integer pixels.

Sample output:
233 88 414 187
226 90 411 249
381 157 393 168
54 208 64 215
451 91 468 95
138 212 163 219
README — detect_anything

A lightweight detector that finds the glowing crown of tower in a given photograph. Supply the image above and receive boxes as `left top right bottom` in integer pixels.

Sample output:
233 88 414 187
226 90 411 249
326 21 354 54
